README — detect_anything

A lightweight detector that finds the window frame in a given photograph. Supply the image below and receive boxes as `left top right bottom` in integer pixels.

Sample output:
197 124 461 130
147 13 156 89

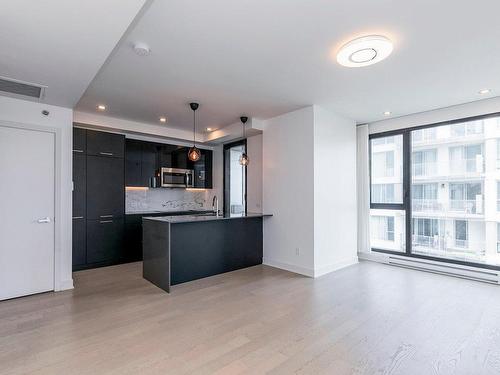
369 111 500 270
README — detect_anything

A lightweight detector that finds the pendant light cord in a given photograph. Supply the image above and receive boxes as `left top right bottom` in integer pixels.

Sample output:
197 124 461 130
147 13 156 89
193 109 196 146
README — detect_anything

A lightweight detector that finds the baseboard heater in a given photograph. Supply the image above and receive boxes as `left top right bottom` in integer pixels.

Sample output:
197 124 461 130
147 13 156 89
387 256 500 284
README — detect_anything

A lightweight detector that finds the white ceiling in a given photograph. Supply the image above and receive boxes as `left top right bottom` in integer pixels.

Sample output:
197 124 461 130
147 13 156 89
0 0 146 108
75 0 500 129
5 0 499 127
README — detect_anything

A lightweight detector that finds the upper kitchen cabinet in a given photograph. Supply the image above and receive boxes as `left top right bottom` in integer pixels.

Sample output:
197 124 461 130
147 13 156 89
73 127 86 154
141 142 159 186
125 139 160 187
158 144 178 168
191 149 213 188
125 139 143 186
87 155 125 219
172 146 189 169
86 129 125 158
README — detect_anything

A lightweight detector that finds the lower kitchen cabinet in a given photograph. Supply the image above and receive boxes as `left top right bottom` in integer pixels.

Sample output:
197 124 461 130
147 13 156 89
124 215 142 262
86 218 124 265
72 217 86 268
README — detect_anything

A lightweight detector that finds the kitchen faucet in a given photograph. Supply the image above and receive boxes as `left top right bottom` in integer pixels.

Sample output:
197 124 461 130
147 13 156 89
212 195 219 217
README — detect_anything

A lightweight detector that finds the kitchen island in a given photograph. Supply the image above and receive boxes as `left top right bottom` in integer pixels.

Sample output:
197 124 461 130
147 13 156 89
142 212 272 292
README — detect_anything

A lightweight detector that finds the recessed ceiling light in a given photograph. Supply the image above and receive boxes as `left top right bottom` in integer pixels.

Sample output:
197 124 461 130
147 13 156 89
133 42 151 56
159 117 167 123
206 127 213 132
337 35 393 68
97 104 106 111
383 111 392 116
479 89 491 95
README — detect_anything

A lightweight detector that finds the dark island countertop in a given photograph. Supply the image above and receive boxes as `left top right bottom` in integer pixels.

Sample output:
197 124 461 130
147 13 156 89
143 212 272 224
126 209 214 216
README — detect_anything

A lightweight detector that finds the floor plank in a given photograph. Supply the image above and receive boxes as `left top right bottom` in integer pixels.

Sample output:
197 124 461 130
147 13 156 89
1 261 499 374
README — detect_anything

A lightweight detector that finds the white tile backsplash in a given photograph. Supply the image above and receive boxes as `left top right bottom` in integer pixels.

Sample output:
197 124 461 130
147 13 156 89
126 188 213 213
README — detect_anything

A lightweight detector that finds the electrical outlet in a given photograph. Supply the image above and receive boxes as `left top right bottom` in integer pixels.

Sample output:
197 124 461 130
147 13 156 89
295 247 300 256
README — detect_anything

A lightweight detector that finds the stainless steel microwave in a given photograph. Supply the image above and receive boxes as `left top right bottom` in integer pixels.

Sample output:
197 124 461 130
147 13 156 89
159 168 194 188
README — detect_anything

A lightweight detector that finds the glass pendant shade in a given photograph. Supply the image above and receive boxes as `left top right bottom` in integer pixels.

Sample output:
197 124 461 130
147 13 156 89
239 152 249 166
188 146 201 162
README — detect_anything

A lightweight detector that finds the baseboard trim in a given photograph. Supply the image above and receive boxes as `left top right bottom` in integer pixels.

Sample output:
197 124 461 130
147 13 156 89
358 252 500 284
313 256 359 278
263 259 314 277
263 257 359 278
56 278 74 291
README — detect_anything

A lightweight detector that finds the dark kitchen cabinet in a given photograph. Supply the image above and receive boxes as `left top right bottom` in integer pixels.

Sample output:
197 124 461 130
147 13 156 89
86 129 125 158
73 127 86 153
172 147 189 169
158 144 177 168
86 155 125 220
125 214 143 262
72 218 86 268
191 149 213 188
86 218 124 264
72 153 86 218
72 127 127 271
141 142 159 186
125 139 142 186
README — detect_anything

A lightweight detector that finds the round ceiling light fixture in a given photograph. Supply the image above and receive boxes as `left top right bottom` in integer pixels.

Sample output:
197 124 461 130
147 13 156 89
479 88 491 95
337 35 393 68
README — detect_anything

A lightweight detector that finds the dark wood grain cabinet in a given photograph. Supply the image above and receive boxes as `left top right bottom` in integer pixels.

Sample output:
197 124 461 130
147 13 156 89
191 149 213 188
86 129 125 158
125 140 213 188
125 139 142 186
86 155 125 220
72 127 125 271
72 218 86 267
72 153 86 218
86 218 124 264
73 127 86 154
140 142 158 186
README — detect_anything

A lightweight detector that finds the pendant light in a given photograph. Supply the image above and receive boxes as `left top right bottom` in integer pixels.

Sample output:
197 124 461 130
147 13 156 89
187 102 201 162
239 116 249 166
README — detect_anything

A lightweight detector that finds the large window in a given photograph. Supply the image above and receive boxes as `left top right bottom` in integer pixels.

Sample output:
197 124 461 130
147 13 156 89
370 134 403 204
370 114 499 269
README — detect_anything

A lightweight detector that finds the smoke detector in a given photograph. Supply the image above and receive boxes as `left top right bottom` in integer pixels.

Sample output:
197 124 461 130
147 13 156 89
133 42 151 56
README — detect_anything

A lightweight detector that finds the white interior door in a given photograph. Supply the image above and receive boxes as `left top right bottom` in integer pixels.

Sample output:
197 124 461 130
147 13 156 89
0 125 55 300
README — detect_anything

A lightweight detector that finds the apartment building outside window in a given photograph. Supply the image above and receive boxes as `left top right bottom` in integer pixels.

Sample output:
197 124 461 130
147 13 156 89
498 223 500 253
449 182 482 214
449 144 483 174
370 113 499 269
413 149 437 176
497 181 500 211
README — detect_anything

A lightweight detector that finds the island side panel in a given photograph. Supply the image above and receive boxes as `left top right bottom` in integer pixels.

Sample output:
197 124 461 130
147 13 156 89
170 217 263 285
142 219 171 293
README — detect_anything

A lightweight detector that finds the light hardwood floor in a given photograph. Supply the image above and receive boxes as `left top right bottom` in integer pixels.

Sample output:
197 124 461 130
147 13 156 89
1 261 500 374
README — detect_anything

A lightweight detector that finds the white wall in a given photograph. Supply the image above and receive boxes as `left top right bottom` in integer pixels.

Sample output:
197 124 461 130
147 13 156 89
313 106 357 276
0 96 73 291
263 107 316 276
247 134 263 212
262 106 358 277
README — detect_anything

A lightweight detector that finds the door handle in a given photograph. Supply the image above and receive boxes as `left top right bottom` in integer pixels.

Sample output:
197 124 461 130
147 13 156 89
37 217 51 223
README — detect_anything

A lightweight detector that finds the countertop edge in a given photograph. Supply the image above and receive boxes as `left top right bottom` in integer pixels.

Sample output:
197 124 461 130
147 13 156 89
142 213 273 224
